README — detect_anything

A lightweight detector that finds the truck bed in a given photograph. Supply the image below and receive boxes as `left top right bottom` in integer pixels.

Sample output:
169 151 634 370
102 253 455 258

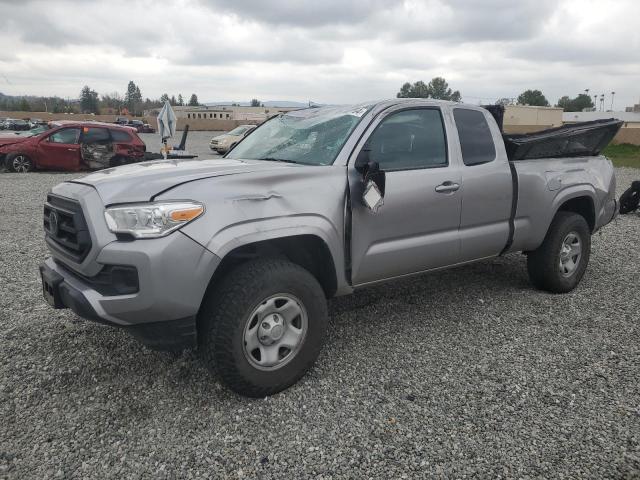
503 119 623 161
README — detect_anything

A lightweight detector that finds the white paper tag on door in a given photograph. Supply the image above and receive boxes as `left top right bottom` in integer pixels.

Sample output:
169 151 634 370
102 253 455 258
363 180 384 212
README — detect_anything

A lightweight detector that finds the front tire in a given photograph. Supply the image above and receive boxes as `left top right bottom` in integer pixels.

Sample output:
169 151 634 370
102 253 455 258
527 211 591 293
199 258 328 397
7 153 33 173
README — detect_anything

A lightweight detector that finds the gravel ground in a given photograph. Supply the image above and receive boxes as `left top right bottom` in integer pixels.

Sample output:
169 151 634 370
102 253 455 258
1 168 639 479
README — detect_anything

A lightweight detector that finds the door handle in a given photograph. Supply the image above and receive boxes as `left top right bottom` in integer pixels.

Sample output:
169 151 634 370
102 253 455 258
67 148 76 151
435 182 460 193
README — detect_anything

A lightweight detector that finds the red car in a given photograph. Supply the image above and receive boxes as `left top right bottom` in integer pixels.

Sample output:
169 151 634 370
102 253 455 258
0 121 146 172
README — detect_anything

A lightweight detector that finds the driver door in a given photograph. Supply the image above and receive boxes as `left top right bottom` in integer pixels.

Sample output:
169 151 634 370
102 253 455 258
38 127 81 170
348 106 462 286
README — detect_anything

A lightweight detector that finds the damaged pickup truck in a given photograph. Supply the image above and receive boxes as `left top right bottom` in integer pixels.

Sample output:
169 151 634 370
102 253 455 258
39 100 619 396
1 121 145 172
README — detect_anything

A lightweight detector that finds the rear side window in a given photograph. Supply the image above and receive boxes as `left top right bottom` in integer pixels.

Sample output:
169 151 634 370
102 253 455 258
82 127 110 144
110 129 132 142
367 108 448 171
453 109 496 166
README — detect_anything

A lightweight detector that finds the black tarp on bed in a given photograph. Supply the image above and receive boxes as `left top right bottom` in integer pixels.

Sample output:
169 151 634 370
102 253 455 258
503 119 623 161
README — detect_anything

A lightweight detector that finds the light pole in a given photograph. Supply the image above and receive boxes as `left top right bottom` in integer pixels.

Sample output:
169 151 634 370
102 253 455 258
593 95 598 110
610 91 615 111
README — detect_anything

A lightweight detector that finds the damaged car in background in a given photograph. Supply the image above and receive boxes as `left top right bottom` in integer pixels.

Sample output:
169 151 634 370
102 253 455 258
1 121 145 172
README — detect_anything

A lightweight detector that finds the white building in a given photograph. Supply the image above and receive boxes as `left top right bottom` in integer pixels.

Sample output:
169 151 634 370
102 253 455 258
562 111 640 128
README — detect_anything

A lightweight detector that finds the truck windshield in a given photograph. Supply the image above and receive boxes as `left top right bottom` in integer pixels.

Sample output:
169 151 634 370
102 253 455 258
225 104 372 165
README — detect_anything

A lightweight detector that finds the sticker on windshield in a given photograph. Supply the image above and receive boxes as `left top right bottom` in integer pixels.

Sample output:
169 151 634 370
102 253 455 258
347 107 368 117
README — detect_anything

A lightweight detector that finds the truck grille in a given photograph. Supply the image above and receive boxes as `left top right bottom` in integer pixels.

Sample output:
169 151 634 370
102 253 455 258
43 194 92 262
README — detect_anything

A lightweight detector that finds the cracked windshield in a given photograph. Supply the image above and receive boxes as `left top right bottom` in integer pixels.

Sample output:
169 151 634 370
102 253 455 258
226 104 372 165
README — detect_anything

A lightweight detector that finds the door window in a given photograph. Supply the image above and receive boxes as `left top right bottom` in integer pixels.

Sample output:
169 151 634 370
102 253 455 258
81 127 111 144
453 108 496 166
366 109 447 171
48 128 80 144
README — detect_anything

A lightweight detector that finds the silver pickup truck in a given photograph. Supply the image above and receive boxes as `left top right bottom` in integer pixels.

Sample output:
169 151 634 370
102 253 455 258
40 99 618 396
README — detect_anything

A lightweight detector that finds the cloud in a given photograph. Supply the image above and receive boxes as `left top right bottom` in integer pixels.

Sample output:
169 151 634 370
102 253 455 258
0 0 638 110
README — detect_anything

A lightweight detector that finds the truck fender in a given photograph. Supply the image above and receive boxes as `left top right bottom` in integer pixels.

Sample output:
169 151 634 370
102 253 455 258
203 215 352 296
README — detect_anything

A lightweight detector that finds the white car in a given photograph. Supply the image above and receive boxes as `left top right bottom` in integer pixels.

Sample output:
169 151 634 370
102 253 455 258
209 125 256 154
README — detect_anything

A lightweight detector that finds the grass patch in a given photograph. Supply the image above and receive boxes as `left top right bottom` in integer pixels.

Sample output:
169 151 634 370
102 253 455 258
602 143 640 168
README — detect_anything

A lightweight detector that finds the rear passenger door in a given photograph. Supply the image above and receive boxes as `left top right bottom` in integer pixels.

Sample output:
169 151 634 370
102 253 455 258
349 106 463 285
452 107 513 262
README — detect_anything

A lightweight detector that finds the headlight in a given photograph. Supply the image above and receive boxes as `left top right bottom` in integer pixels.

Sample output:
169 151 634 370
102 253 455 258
104 201 204 239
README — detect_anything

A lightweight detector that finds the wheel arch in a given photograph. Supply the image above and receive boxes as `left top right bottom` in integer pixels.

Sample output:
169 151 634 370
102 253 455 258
6 151 35 172
196 233 339 343
554 192 596 232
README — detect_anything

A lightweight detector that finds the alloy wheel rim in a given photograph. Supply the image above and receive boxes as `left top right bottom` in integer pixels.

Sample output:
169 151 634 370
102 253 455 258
12 156 30 173
559 232 582 277
242 294 308 371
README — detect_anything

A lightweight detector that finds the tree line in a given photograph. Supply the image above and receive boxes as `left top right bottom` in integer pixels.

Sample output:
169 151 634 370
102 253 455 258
397 78 597 112
0 81 202 116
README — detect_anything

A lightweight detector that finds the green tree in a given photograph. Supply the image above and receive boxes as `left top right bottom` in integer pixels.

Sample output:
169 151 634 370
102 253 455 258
160 93 170 103
170 95 176 106
188 94 199 106
125 81 143 115
177 94 184 106
250 98 263 107
427 77 461 101
517 89 549 107
396 77 461 101
80 86 99 113
556 94 594 112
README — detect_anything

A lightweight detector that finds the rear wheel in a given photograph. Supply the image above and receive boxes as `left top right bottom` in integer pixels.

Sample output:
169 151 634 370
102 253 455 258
7 153 33 173
199 258 328 397
527 211 591 293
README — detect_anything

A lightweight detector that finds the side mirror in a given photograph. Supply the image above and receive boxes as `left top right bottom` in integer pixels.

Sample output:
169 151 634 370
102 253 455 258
354 146 386 212
354 147 371 173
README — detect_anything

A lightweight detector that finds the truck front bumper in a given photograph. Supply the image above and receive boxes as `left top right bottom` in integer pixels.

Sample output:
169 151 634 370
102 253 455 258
40 231 221 350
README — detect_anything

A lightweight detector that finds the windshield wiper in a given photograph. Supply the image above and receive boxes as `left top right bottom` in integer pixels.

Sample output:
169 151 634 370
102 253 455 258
257 157 300 164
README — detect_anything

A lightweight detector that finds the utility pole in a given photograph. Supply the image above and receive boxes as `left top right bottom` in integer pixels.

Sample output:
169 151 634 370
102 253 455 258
610 91 615 111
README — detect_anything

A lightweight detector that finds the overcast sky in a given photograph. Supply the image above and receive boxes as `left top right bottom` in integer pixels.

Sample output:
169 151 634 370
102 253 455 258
1 0 638 108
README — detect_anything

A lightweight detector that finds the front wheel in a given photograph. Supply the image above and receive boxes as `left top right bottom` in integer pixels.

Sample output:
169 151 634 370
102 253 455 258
7 153 33 173
199 258 328 397
527 211 591 293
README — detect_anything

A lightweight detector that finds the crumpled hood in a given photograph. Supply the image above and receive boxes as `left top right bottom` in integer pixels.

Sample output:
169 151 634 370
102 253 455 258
0 135 28 148
70 157 293 205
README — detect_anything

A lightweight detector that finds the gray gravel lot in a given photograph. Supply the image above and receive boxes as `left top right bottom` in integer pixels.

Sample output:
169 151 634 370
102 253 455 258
1 167 639 479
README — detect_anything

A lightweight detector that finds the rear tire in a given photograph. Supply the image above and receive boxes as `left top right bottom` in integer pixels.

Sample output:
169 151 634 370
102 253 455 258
6 153 33 173
199 258 328 397
527 211 591 293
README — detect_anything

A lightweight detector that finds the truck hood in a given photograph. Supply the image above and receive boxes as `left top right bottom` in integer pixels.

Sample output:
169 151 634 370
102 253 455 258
70 157 293 205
